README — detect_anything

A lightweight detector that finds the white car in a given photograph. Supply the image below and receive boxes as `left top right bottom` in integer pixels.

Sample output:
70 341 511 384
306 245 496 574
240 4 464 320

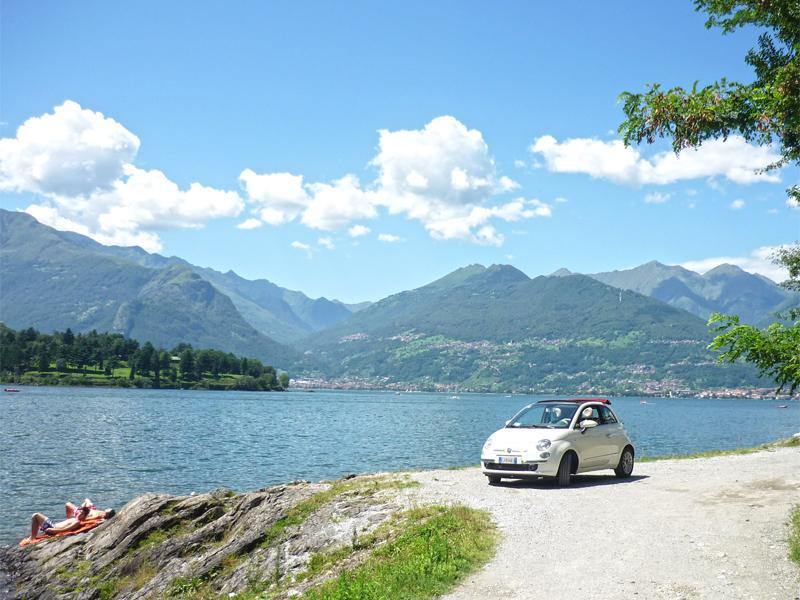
481 398 635 486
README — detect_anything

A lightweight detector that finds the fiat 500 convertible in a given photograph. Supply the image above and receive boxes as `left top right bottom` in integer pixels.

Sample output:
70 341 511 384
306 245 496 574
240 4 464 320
481 398 635 486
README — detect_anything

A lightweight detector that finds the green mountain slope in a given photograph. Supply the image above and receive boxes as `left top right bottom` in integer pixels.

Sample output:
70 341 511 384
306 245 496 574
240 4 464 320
0 210 296 366
68 229 359 344
300 265 761 393
589 261 796 325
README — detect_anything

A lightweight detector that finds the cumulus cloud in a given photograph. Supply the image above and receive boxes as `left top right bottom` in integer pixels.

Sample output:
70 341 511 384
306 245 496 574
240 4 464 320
378 233 401 243
1 101 242 251
290 240 312 257
317 236 335 250
730 199 746 210
348 224 371 237
238 170 310 225
0 100 140 196
530 135 781 186
644 192 670 204
237 218 263 230
681 245 790 282
239 116 548 246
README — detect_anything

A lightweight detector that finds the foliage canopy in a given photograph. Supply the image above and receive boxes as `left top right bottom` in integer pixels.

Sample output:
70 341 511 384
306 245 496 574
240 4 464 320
619 1 800 394
619 0 800 202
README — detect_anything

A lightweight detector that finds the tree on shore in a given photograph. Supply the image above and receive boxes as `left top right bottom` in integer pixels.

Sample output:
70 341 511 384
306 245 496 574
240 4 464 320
619 0 800 394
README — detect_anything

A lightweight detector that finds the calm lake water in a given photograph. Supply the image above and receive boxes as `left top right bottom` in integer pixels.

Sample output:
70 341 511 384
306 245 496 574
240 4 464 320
0 386 797 544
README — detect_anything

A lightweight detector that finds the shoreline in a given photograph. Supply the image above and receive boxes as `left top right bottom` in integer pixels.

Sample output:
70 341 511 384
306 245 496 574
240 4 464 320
3 378 797 400
3 440 798 599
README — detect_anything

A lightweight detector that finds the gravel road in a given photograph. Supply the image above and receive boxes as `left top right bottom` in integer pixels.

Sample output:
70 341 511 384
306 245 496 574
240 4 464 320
411 446 800 600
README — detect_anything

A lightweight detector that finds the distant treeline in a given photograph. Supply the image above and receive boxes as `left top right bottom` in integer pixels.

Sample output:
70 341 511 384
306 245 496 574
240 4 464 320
0 324 289 391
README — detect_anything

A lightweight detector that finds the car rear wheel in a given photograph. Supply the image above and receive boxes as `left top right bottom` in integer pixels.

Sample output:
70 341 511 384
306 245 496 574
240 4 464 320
615 447 634 478
486 475 501 485
556 453 573 487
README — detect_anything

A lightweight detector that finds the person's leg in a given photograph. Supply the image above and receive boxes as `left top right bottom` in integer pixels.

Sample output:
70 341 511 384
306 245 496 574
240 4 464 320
30 513 46 539
65 502 77 518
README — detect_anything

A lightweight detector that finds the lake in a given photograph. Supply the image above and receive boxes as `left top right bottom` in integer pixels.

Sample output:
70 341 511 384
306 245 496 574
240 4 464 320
0 386 797 544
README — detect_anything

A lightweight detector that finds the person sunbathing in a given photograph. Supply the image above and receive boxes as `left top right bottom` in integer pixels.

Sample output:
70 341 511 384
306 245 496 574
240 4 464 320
30 498 114 540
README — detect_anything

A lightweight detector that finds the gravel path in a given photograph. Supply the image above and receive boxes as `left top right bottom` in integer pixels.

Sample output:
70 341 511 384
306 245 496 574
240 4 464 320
411 447 800 600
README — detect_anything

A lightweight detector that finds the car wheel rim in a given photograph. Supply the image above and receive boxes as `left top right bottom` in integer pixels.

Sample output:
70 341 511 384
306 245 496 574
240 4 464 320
623 452 633 473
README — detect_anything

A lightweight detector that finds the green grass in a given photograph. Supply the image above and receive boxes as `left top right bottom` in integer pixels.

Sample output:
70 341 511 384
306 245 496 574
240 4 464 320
302 505 496 600
639 435 800 463
790 505 800 566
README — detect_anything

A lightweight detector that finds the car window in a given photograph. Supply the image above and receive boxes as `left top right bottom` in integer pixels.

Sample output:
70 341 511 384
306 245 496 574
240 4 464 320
577 405 600 424
599 406 617 424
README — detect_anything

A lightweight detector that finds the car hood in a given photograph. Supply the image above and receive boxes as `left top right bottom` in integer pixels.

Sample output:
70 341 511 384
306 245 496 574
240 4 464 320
485 427 570 451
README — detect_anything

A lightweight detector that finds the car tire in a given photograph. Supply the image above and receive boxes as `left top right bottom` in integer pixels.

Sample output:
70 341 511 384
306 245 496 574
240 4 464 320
487 475 501 485
556 452 573 487
615 446 634 478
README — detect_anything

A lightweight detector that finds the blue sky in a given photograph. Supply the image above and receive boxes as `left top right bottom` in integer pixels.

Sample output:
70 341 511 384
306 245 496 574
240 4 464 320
2 0 798 302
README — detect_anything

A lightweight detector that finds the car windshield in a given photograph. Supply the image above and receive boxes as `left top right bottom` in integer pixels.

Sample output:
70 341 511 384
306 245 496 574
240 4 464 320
506 403 579 429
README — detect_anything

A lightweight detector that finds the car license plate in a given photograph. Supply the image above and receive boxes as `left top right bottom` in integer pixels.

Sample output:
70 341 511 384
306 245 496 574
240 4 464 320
498 455 518 464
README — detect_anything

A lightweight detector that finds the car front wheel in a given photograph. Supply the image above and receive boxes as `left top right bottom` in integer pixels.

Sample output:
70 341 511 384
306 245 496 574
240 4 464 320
556 453 573 487
615 447 634 478
486 475 501 485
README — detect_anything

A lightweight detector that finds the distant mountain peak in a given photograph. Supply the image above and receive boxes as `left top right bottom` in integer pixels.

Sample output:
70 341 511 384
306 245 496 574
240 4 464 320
550 268 573 277
704 263 745 277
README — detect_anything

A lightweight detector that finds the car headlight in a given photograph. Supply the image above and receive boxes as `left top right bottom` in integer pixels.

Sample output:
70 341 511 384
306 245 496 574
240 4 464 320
482 438 493 450
536 439 551 451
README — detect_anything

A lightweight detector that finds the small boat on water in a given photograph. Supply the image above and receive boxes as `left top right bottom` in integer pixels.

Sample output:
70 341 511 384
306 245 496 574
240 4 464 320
640 400 648 404
776 404 789 409
4 388 20 392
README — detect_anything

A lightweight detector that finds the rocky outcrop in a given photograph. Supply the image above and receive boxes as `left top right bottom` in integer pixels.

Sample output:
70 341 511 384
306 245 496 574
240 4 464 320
0 475 412 599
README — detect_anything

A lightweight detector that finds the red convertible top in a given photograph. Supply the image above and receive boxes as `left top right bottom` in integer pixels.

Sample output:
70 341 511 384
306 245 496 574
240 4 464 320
537 397 611 405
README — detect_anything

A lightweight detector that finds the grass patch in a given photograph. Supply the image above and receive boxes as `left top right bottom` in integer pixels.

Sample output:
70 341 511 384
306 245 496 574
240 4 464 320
790 505 800 566
302 505 496 600
56 559 92 581
261 477 418 549
639 435 800 463
94 562 157 600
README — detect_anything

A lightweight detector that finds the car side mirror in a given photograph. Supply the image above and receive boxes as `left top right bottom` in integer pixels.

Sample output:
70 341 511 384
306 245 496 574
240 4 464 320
504 419 511 426
579 419 598 432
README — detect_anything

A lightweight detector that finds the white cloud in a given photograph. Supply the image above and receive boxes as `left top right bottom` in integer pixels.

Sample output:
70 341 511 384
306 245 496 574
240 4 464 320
318 236 335 250
530 135 781 186
681 245 790 282
0 100 139 196
290 240 312 257
787 197 800 210
237 218 263 230
644 192 670 204
730 199 745 210
238 170 310 225
348 224 371 237
301 175 376 230
378 233 401 243
239 115 545 246
554 196 568 203
498 176 520 192
2 101 242 252
514 159 526 169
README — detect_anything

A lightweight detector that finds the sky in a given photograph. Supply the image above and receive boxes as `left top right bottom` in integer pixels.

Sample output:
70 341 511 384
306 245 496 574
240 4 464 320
1 0 798 302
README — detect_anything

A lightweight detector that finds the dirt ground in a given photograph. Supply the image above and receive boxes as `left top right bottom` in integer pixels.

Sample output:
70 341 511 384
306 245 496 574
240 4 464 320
411 446 800 600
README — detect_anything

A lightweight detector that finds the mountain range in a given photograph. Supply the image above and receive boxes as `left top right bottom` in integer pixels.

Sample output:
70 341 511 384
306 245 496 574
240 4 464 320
1 208 794 392
565 261 794 326
298 264 761 393
0 210 363 367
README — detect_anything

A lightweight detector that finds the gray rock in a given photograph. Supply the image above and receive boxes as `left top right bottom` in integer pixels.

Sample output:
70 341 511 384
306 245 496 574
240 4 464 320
0 475 407 599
